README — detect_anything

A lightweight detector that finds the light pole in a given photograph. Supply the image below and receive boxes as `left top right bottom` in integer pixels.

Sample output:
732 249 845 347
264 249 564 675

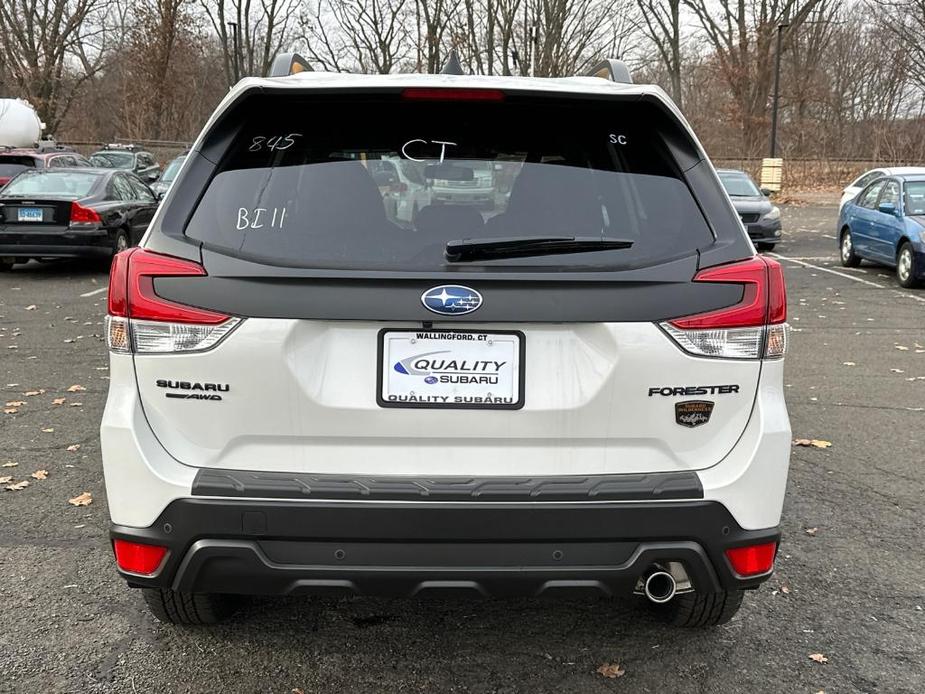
227 21 240 83
769 19 790 158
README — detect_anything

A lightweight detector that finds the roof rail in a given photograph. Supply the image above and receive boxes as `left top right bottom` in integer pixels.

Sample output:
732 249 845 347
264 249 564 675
267 52 313 78
585 59 633 84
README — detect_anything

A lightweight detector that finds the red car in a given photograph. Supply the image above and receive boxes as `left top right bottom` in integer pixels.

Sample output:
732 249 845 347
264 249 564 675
0 148 92 188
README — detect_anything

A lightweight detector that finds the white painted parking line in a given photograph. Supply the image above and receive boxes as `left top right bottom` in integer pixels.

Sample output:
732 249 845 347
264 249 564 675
80 287 108 298
777 256 839 261
769 252 925 303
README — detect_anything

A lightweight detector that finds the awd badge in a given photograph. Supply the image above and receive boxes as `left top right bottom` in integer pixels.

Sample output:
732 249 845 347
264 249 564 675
675 400 714 428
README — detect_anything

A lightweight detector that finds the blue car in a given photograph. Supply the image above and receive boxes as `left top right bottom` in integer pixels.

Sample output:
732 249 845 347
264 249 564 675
838 174 925 288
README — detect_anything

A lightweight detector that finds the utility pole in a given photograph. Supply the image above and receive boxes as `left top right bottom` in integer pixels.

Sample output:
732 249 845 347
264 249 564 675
227 21 240 83
769 19 789 158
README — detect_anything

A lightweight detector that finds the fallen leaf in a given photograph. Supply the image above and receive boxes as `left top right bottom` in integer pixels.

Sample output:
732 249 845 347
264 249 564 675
68 492 93 506
6 480 30 491
25 304 36 310
597 663 626 679
808 653 828 663
66 444 81 452
52 397 66 406
0 476 11 484
3 408 17 414
895 345 909 351
292 690 305 694
842 361 855 366
69 402 83 407
31 470 49 480
66 384 86 392
891 368 904 373
794 439 832 449
805 527 818 536
781 585 791 594
42 428 54 433
2 462 18 468
5 400 25 407
23 390 43 396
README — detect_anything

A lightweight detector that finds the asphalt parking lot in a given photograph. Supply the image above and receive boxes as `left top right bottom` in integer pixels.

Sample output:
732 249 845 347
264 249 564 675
1 201 923 694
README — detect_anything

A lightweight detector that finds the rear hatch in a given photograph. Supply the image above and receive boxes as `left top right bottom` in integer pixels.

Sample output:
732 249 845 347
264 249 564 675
0 170 102 232
124 88 767 476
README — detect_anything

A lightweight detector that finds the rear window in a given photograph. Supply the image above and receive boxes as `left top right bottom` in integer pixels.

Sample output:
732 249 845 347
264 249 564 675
90 152 134 169
0 171 100 198
186 94 713 271
0 156 36 177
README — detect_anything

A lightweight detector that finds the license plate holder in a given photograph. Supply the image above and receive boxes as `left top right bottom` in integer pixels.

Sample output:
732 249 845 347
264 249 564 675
377 329 524 409
17 207 43 222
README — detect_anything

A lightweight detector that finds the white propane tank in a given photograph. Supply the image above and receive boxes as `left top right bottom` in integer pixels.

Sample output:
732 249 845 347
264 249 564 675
0 99 45 148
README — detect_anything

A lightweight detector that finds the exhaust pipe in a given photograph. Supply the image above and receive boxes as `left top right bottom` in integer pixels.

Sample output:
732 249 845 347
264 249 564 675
643 570 677 604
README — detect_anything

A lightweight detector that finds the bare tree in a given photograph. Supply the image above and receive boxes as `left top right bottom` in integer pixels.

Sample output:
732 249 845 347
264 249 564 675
200 0 299 85
301 0 411 73
682 0 830 156
634 0 683 106
873 0 925 92
0 0 114 132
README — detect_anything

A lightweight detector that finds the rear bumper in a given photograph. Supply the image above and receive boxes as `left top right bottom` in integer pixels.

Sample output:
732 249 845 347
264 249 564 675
0 229 113 258
111 498 779 597
744 219 782 243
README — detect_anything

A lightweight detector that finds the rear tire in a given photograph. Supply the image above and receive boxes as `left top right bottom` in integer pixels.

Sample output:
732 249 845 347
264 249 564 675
896 242 920 289
840 228 861 267
756 242 775 251
654 589 744 628
113 229 130 255
141 588 241 625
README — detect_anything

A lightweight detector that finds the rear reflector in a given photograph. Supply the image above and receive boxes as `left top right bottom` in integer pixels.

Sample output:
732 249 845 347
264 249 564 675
401 87 505 101
113 539 168 575
660 256 788 360
725 542 777 577
107 248 240 354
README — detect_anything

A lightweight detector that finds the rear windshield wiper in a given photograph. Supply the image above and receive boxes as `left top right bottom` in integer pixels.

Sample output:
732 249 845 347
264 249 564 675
445 235 634 262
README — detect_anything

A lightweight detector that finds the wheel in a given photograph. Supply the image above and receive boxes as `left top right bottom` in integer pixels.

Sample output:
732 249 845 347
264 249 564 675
141 588 241 625
896 242 920 288
840 228 861 267
653 589 744 628
756 242 775 251
0 260 12 272
113 229 130 255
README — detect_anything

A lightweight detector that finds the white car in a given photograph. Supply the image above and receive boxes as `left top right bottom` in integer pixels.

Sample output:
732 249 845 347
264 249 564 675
101 56 791 628
840 166 925 208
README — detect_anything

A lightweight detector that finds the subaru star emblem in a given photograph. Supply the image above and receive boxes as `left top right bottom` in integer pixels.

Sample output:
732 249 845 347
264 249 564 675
421 285 483 316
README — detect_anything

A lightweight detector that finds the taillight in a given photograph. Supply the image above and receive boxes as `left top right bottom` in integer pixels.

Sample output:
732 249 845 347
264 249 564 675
69 201 101 227
113 539 168 575
401 87 505 101
660 256 788 359
106 248 240 354
725 541 777 577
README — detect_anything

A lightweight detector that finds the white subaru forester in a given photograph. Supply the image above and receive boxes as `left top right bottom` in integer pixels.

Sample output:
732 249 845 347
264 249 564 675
101 56 790 627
